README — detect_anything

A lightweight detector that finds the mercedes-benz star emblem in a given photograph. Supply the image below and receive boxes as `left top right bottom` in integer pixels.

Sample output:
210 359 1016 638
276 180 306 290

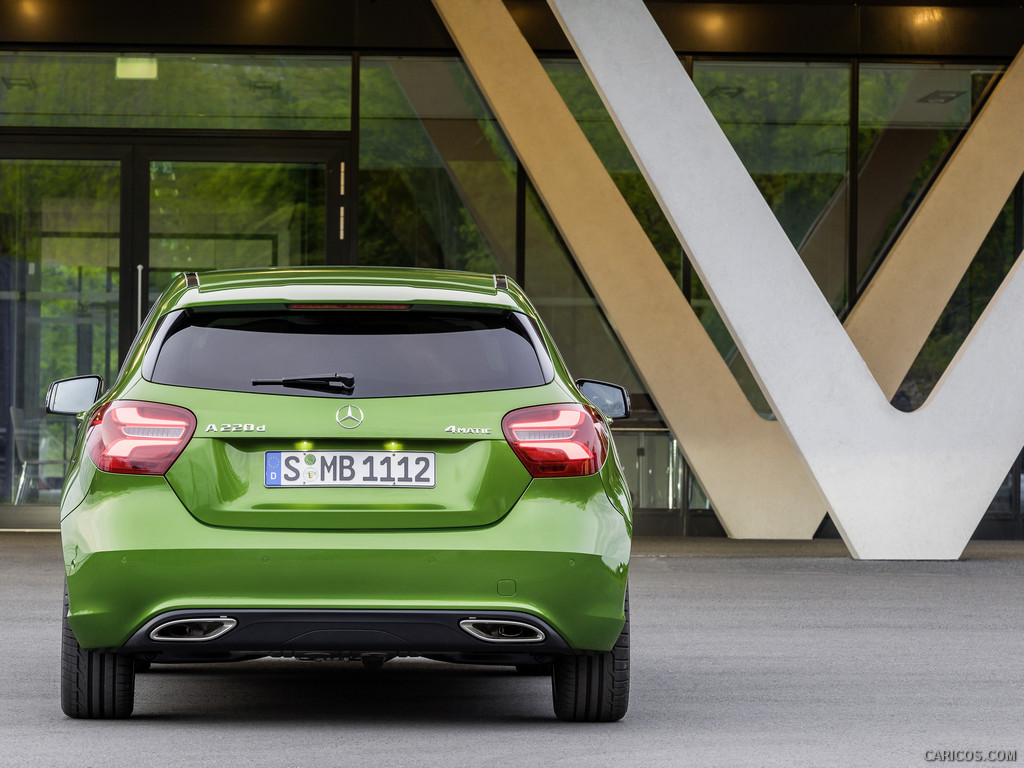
336 405 364 429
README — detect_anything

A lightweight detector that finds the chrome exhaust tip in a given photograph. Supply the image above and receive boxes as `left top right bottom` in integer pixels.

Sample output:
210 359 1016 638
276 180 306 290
149 617 237 642
459 618 546 643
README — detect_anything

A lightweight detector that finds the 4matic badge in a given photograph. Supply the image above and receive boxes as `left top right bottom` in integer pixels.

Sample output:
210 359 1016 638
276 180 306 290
445 425 492 435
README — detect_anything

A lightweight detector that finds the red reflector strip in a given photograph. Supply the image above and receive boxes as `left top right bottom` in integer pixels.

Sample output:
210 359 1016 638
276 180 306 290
286 303 412 310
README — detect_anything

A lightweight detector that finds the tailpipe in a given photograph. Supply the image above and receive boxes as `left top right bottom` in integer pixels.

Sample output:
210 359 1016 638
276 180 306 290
149 617 237 642
459 618 546 643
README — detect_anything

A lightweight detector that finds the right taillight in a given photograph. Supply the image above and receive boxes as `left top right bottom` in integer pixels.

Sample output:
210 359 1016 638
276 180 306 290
501 404 609 478
86 400 196 475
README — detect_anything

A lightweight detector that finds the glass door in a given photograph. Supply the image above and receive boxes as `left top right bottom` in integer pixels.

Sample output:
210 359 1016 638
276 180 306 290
1 135 348 523
1 158 121 510
146 160 329 306
130 140 347 336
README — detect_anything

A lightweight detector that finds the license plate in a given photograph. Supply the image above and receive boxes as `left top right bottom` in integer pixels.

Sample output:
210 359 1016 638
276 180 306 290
264 451 436 488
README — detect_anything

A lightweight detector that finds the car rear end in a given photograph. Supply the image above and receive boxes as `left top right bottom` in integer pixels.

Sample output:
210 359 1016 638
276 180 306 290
57 267 632 720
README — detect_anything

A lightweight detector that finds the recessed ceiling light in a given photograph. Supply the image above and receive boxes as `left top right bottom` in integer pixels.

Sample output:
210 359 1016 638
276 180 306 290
116 57 158 80
249 79 282 95
1 76 36 90
917 90 965 105
706 86 745 100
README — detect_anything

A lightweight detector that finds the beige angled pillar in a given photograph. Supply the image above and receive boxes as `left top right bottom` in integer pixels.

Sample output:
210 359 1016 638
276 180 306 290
432 0 827 539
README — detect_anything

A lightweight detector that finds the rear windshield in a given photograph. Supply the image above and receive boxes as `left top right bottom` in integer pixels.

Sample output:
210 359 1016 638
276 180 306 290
144 304 554 398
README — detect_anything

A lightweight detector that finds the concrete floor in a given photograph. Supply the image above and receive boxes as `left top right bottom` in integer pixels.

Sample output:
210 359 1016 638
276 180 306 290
1 532 1022 768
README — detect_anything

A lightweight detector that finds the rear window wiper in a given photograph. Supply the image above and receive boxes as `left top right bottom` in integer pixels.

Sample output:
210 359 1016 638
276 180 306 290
251 373 355 393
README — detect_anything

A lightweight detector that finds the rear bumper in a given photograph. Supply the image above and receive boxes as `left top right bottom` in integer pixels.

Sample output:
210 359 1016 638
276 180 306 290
120 608 572 663
62 471 631 654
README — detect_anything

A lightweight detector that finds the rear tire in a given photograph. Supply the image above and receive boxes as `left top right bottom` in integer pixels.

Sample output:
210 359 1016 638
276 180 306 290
61 586 135 719
551 586 629 722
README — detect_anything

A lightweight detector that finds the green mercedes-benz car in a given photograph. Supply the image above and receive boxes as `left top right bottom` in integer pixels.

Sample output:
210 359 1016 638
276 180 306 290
48 267 632 722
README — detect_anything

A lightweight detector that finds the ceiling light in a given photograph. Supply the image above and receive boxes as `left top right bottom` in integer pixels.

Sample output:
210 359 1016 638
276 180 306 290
706 86 745 100
917 90 965 105
2 76 37 90
116 57 158 80
249 79 282 95
913 8 943 26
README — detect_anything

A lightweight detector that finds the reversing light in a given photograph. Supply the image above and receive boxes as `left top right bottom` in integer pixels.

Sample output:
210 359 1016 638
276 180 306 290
501 404 609 478
86 401 196 475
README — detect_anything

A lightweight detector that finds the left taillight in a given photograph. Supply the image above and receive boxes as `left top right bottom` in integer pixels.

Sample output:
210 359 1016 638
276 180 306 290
501 403 609 478
86 400 197 475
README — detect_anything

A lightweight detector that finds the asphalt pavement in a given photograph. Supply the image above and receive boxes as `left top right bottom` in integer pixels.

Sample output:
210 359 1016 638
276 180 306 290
1 533 1022 768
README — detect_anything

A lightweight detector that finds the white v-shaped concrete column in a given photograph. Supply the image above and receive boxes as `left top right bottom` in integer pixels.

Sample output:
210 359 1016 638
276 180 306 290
548 0 1024 559
433 0 1024 547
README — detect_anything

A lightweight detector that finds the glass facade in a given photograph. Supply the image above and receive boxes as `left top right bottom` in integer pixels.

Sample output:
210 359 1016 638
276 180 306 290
542 60 717 522
544 60 683 287
0 45 1019 539
1 159 120 505
861 64 1018 535
693 61 851 418
0 52 352 518
148 160 327 306
541 57 1019 537
0 52 351 130
518 180 690 520
357 57 510 274
857 64 1001 285
696 62 851 309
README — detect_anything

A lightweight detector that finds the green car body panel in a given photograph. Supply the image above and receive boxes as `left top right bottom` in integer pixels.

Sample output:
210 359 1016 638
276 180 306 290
57 267 633 704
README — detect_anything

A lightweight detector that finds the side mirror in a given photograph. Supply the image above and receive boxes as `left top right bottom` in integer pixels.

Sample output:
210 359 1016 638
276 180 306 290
46 375 103 416
576 379 631 420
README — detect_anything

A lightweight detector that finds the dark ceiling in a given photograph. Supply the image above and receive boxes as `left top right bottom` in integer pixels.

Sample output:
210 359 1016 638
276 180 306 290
0 0 1020 59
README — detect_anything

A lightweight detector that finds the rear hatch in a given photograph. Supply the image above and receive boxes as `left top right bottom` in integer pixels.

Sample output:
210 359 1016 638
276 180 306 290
139 302 564 530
